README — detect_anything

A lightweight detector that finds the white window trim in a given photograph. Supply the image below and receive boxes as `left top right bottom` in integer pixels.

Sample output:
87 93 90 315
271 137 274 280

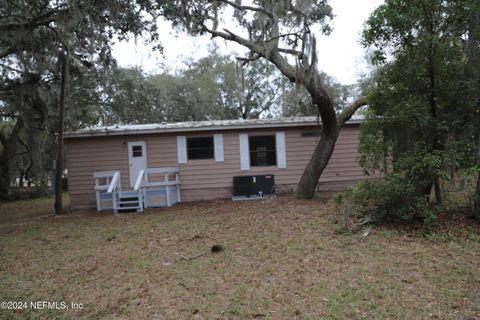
276 131 287 169
177 136 187 164
239 134 250 171
214 134 224 162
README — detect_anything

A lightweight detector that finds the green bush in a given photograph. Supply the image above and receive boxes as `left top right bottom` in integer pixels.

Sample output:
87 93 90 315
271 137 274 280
11 186 52 201
336 175 436 223
457 168 480 219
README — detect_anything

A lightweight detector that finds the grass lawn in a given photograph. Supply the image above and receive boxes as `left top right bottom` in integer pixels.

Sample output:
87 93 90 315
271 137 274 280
0 194 479 319
0 193 69 225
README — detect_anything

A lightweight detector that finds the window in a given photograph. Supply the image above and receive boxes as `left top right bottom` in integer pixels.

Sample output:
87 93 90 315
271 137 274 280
187 137 214 160
132 145 142 157
249 135 276 166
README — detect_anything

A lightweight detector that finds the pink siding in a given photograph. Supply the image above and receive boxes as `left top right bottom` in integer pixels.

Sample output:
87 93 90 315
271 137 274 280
66 125 365 209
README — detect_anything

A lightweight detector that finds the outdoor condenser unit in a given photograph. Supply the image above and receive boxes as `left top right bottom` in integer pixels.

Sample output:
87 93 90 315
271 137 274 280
232 175 275 198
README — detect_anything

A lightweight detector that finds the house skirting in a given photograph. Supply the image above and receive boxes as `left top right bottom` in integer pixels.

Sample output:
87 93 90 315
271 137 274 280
69 179 362 210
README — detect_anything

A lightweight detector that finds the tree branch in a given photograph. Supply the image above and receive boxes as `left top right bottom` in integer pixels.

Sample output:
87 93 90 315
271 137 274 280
0 113 17 119
217 13 300 84
266 32 302 43
0 46 17 60
204 26 264 57
216 0 273 18
201 20 342 133
337 96 368 127
236 54 261 66
71 53 93 68
0 9 66 32
278 47 306 58
201 18 300 83
0 64 23 73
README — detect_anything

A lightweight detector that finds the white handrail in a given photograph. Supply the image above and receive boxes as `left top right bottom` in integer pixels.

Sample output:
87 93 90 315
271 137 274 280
144 167 179 174
134 170 145 191
136 167 181 208
93 171 118 178
141 180 179 187
107 171 121 194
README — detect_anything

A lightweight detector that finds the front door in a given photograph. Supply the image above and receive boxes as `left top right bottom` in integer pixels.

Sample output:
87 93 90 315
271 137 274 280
128 141 147 188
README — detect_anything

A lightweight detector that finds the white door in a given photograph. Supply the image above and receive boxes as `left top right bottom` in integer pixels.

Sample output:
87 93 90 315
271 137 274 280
128 141 147 188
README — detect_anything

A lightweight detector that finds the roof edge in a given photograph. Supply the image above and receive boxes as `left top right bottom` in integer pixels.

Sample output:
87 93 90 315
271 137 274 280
65 117 363 139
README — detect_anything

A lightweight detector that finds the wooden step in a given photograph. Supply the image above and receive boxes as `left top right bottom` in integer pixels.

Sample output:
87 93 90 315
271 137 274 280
115 190 142 213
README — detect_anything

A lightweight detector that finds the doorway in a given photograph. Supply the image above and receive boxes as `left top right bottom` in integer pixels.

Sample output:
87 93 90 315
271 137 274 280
128 141 147 188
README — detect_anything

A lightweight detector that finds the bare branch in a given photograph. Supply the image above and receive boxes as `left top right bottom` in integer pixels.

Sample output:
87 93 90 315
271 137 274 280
202 23 341 130
236 54 261 66
0 64 23 73
216 0 273 18
211 27 299 83
206 26 260 53
266 32 302 43
337 96 368 127
0 113 17 118
278 48 305 59
71 53 93 68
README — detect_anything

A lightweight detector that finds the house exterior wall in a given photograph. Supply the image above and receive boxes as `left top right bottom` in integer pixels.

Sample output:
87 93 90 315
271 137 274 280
66 124 364 209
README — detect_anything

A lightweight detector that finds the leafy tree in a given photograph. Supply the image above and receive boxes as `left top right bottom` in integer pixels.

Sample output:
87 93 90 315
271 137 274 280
0 67 50 199
228 57 287 119
0 0 163 207
100 65 160 125
358 0 480 220
162 0 368 199
146 52 287 121
465 10 480 218
282 72 357 117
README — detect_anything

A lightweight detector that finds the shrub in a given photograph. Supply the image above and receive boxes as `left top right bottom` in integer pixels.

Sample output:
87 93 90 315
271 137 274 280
11 186 52 201
336 175 436 224
457 168 480 219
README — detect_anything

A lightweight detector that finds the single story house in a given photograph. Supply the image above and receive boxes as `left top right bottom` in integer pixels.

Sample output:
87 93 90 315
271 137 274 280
64 116 366 211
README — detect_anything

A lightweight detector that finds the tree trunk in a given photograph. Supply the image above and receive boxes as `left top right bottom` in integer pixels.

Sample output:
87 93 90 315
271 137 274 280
475 171 480 220
468 9 480 220
18 174 24 187
296 129 339 199
474 138 480 219
287 61 340 199
434 177 442 205
427 40 442 205
294 92 367 199
0 118 23 200
54 50 69 214
293 73 367 199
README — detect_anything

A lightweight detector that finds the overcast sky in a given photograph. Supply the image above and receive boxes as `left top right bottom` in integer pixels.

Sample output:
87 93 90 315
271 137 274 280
112 0 385 85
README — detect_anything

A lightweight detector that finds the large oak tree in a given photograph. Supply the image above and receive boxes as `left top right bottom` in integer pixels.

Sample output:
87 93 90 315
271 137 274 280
162 0 367 199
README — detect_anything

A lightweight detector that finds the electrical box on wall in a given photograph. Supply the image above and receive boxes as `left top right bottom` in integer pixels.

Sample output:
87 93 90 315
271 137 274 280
232 175 275 199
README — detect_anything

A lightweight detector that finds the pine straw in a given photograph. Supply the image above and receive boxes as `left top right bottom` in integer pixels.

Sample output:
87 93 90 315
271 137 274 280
0 195 479 319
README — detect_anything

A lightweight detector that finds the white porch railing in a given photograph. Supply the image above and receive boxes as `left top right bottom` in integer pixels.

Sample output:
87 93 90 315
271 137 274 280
134 167 181 208
133 169 145 212
94 167 181 213
94 171 121 212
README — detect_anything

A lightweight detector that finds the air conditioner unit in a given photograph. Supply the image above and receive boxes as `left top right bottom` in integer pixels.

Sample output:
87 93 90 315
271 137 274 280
233 175 275 199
